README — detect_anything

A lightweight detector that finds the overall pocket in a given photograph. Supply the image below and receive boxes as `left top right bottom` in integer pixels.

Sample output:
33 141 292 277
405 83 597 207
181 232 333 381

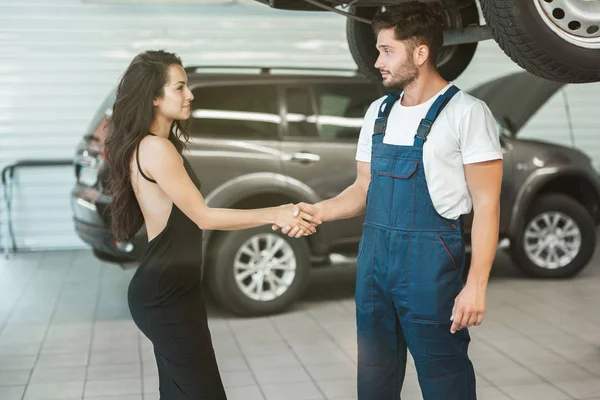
355 224 378 312
408 231 464 323
371 157 418 213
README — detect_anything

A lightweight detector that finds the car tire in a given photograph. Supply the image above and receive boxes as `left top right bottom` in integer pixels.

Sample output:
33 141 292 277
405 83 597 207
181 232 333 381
511 194 596 278
480 0 600 83
346 3 479 83
206 226 311 317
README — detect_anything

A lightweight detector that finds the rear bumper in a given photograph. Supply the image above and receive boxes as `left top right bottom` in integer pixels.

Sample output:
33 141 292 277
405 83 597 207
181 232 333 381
74 218 146 263
71 186 147 263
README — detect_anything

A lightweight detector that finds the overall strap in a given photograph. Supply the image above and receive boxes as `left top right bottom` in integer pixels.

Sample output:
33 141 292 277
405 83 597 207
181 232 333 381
373 92 402 137
414 85 460 147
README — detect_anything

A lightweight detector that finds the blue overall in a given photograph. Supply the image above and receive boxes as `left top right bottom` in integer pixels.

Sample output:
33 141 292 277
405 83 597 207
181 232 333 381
356 86 476 400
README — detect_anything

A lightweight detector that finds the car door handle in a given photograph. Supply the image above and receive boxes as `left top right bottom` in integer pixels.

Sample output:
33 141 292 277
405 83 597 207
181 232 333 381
288 152 321 163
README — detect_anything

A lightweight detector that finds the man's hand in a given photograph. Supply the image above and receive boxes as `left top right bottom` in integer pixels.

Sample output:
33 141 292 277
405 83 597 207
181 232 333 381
272 202 323 238
450 282 486 334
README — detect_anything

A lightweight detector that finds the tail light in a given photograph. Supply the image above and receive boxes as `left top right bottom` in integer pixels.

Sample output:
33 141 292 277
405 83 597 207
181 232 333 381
75 114 110 187
90 115 109 157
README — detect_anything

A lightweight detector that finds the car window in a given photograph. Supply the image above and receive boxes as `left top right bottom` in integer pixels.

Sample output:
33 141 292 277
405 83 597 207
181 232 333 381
189 84 279 140
284 86 319 138
313 83 379 140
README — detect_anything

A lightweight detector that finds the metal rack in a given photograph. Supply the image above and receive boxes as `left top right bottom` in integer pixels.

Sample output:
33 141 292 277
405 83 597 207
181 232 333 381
1 159 72 259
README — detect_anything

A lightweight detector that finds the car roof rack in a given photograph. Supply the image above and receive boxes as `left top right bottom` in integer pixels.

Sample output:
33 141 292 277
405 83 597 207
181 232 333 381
185 65 360 76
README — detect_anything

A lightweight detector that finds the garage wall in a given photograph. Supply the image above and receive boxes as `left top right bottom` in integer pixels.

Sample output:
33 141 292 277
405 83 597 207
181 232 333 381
0 0 353 251
0 0 595 251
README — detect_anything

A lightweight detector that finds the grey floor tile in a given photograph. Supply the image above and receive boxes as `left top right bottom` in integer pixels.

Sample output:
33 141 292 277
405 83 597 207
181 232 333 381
316 379 356 399
89 350 140 366
400 374 422 395
238 340 291 357
253 366 312 385
0 369 31 386
477 386 513 400
501 383 571 400
221 370 256 388
398 392 423 400
225 385 265 400
30 366 87 383
481 366 545 387
534 363 597 383
578 359 600 377
477 358 545 387
5 249 600 400
84 379 142 398
305 362 356 381
261 381 324 400
86 363 142 381
531 331 591 349
475 373 494 388
140 349 156 364
45 323 93 338
36 352 89 368
142 361 159 377
517 350 572 368
553 378 600 399
246 353 301 370
292 343 352 366
23 381 85 400
91 340 138 353
0 343 40 357
325 397 356 400
0 355 37 370
142 375 158 394
0 385 26 400
215 355 250 372
39 341 91 356
552 345 600 363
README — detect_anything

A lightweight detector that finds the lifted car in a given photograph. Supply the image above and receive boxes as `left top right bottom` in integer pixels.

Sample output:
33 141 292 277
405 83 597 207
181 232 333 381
254 0 600 84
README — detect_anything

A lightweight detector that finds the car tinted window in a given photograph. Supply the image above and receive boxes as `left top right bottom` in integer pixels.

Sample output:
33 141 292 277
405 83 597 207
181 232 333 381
313 83 379 140
285 86 318 138
189 84 279 140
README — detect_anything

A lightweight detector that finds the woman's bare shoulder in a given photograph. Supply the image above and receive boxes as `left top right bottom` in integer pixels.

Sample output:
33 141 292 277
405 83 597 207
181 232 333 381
139 135 183 162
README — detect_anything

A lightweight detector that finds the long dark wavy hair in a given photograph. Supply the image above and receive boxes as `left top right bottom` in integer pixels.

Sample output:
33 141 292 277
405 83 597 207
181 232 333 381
105 50 190 242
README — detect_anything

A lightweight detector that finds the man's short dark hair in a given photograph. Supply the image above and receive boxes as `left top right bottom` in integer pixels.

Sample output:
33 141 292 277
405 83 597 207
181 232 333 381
372 2 444 68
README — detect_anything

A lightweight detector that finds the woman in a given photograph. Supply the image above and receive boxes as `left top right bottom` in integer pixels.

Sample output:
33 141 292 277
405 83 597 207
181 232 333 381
105 50 319 400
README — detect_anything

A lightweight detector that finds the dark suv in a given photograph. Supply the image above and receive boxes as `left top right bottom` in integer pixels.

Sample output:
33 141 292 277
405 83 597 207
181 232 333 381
72 68 600 316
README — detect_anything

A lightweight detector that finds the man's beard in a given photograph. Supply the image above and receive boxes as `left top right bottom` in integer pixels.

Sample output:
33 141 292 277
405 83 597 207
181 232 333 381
382 61 420 91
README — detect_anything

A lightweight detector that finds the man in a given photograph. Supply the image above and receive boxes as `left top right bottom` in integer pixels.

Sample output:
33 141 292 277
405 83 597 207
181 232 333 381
276 3 502 399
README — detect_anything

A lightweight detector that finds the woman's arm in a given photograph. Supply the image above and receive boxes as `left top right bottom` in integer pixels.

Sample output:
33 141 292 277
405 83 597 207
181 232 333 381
141 136 319 235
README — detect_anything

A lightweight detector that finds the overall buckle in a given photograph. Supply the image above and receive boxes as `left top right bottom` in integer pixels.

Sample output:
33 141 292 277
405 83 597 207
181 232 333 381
415 119 433 141
374 117 387 136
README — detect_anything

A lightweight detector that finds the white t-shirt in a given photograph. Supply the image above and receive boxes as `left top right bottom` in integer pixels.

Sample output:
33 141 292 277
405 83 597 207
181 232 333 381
356 84 503 220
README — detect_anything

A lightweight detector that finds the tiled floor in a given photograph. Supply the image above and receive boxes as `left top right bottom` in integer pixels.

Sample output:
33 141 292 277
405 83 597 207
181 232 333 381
1 248 600 400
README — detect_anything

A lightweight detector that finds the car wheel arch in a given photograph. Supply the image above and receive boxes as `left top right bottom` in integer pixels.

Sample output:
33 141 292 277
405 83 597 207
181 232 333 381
199 174 322 276
508 168 600 239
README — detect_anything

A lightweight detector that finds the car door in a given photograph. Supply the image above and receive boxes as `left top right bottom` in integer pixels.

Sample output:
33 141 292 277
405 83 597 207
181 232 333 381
280 80 381 254
184 82 284 200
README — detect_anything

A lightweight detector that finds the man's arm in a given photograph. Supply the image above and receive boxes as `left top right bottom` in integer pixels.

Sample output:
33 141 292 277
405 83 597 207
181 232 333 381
450 158 502 333
465 158 502 285
273 161 371 235
315 161 371 222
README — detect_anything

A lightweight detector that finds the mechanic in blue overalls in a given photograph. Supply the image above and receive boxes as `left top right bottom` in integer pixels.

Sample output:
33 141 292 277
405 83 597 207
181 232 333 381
275 4 504 399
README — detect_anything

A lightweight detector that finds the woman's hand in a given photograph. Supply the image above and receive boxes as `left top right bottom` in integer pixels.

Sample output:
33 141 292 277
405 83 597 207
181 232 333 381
274 204 321 238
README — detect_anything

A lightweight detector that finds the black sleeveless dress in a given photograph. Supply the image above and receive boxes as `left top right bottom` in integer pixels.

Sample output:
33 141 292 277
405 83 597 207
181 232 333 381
128 136 227 400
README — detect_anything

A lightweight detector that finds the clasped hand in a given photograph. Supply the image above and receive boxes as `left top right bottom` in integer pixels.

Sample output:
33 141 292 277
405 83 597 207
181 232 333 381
272 202 321 238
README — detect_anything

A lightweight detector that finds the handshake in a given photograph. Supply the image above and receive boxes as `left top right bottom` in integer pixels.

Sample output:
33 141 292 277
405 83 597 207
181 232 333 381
271 202 323 238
